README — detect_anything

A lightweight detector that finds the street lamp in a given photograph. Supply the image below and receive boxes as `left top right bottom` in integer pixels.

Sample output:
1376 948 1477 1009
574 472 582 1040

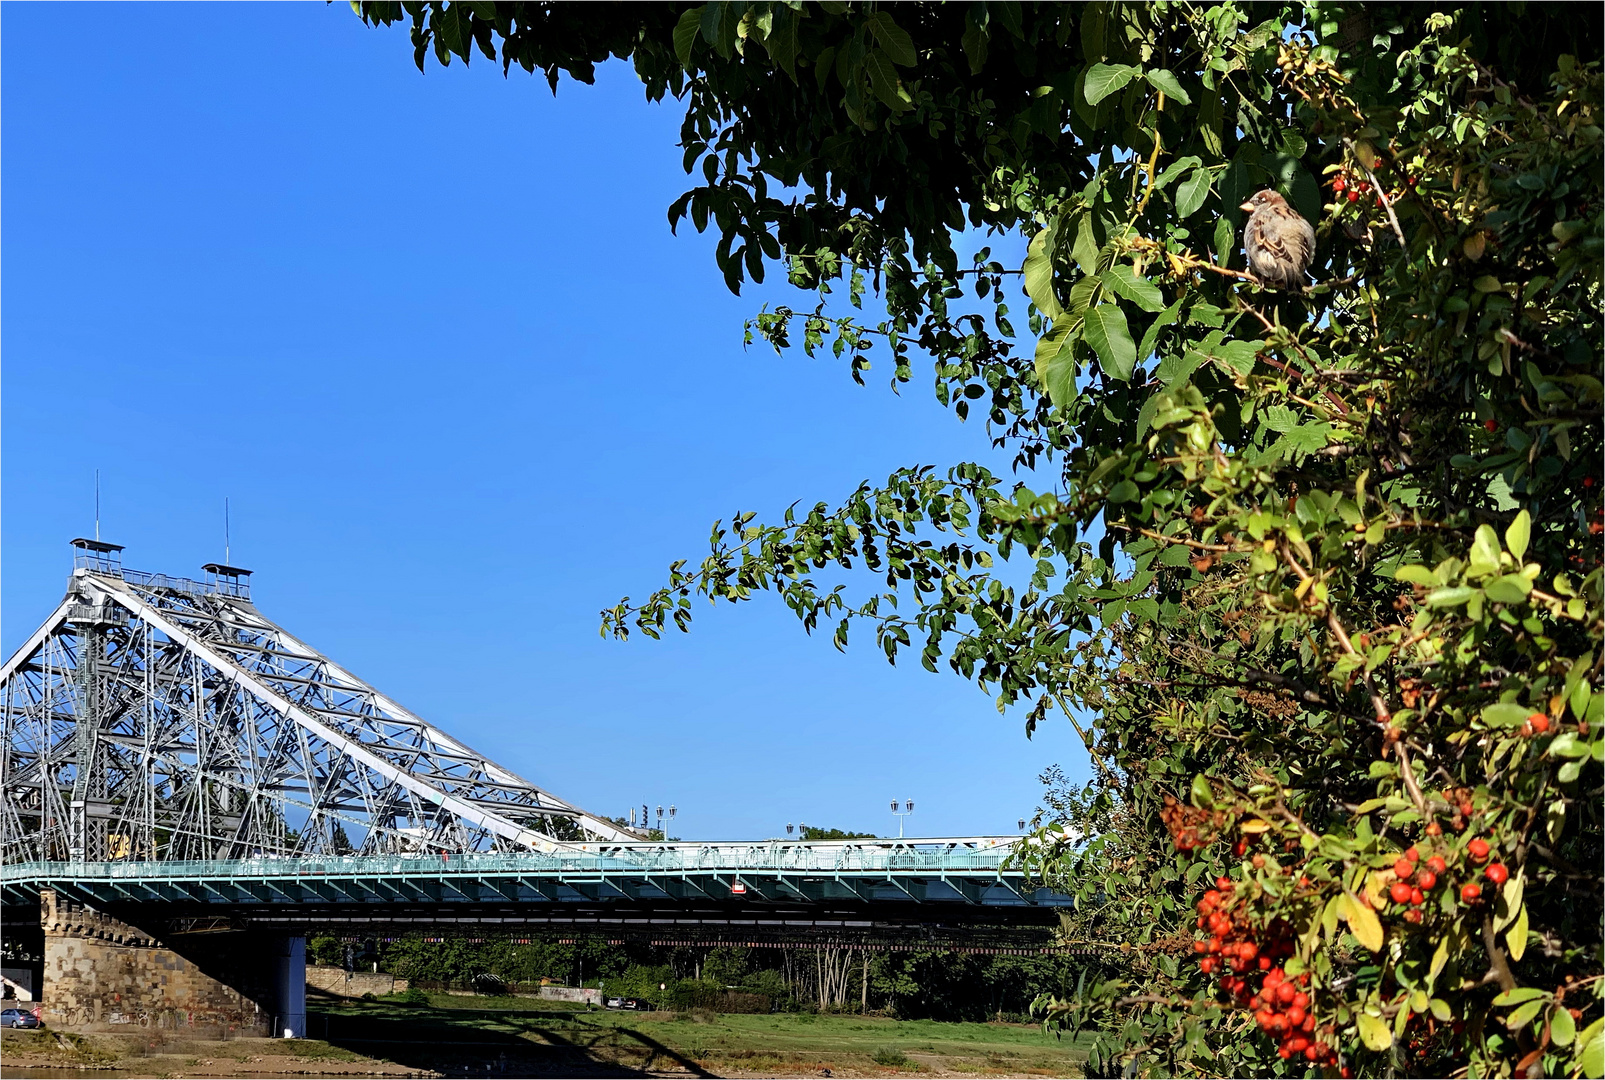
891 799 914 838
786 823 794 837
1018 818 1027 832
656 805 664 838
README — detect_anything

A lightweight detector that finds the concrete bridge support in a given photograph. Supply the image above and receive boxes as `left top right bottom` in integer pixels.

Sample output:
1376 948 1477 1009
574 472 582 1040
38 890 305 1038
274 934 306 1038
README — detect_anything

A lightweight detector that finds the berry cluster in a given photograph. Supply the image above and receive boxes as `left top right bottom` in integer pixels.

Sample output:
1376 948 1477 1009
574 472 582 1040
1193 879 1338 1066
1386 845 1447 922
1329 170 1413 208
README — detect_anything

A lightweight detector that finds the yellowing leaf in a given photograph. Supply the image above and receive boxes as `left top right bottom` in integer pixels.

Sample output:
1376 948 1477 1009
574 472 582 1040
1240 818 1271 833
1363 872 1389 911
1357 1011 1393 1050
1344 891 1385 952
1576 1017 1603 1078
1507 901 1529 962
1427 933 1451 990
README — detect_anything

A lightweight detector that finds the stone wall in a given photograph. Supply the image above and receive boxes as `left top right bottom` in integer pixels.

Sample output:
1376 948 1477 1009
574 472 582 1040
40 890 277 1036
305 965 407 998
539 985 602 1006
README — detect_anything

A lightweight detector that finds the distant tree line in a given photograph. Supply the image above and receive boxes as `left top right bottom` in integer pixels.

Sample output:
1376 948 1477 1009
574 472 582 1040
310 932 1081 1022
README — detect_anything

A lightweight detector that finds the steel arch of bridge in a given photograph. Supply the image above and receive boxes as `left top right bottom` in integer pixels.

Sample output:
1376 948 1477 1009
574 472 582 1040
1 545 635 865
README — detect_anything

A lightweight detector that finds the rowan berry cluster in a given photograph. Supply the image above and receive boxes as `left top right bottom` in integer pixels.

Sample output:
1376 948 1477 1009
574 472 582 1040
1193 879 1338 1066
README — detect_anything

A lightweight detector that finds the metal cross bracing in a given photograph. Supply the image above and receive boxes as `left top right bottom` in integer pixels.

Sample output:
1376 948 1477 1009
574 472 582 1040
1 541 635 865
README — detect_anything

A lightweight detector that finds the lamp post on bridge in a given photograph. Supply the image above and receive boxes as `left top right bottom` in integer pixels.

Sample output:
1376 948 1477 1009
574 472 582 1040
891 799 914 839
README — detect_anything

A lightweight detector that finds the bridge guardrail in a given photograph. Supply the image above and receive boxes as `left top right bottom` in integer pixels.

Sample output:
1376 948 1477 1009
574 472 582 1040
0 838 1027 883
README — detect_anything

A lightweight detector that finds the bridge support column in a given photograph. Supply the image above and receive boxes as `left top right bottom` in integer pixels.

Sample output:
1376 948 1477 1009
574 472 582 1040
39 890 275 1037
274 935 306 1038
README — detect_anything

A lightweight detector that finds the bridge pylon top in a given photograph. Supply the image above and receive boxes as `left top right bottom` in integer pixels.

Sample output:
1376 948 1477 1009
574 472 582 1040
2 541 638 866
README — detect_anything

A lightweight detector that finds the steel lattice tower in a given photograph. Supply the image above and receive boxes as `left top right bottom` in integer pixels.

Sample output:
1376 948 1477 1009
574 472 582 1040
1 540 635 863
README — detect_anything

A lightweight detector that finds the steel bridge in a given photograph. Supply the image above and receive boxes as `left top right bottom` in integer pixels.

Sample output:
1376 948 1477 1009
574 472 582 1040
0 542 1067 1035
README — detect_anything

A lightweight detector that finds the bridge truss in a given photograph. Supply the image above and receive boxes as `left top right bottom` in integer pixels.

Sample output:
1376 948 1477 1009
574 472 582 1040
1 541 634 864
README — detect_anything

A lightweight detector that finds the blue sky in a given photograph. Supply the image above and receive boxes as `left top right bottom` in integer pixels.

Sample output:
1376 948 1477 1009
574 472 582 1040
1 3 1087 841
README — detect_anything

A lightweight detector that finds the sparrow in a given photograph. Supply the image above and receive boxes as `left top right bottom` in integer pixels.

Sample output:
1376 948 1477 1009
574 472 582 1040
1240 189 1314 290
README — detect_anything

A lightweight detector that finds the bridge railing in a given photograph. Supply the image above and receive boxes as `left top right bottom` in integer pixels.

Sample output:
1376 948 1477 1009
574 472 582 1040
1 838 1025 882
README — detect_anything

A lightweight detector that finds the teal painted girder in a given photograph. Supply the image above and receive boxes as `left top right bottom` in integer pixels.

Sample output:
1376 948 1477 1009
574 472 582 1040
2 845 1070 912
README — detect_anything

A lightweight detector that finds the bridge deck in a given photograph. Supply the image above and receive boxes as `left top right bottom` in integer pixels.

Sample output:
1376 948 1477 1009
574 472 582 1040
2 838 1069 936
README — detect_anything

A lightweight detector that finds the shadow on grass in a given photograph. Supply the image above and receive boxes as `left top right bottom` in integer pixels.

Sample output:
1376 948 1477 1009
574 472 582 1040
307 990 714 1078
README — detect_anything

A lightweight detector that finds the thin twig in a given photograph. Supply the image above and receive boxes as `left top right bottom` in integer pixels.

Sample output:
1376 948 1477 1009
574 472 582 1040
1048 687 1120 784
1344 137 1408 249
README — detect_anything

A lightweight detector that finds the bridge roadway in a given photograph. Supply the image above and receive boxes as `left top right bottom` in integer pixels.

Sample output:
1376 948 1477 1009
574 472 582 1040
3 837 1070 941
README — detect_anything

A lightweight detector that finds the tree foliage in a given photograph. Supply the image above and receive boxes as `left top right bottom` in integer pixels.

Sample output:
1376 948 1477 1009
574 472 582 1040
357 2 1603 1075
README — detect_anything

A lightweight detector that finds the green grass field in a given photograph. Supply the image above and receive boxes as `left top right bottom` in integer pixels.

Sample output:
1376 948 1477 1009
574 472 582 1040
311 990 1091 1077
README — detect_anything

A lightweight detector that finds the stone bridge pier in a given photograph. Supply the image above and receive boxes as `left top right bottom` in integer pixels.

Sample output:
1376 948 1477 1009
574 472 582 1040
39 890 305 1038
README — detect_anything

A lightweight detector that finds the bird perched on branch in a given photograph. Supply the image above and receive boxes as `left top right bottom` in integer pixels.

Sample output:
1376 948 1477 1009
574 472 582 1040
1240 190 1314 290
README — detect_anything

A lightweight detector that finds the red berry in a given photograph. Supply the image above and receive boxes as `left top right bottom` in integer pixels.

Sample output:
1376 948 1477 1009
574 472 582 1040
1287 1004 1306 1026
1410 887 1425 905
1585 476 1596 488
1486 862 1509 886
1427 856 1447 875
1200 957 1216 973
1468 838 1490 863
1393 857 1414 878
1277 982 1297 1005
1293 992 1309 1009
1347 190 1360 203
1531 715 1550 734
1405 846 1421 863
1461 882 1482 903
1390 882 1413 904
1404 908 1422 923
1426 822 1443 837
1216 876 1232 891
1484 419 1499 432
1416 870 1437 890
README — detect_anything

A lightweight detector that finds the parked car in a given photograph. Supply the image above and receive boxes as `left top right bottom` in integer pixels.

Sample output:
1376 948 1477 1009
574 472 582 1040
622 998 645 1011
1 1008 42 1029
605 996 624 1009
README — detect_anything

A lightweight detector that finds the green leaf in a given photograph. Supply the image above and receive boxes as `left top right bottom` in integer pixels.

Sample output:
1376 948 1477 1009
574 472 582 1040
1083 304 1137 381
1357 1011 1393 1051
1484 574 1533 603
1492 987 1548 1006
1175 168 1211 218
1144 68 1192 105
1470 523 1502 575
863 11 917 66
1554 1005 1578 1048
673 6 705 67
863 50 913 111
1577 1017 1603 1078
1138 300 1182 361
1505 509 1531 560
1426 586 1478 607
1101 265 1165 312
1024 219 1063 319
1393 564 1437 585
1482 702 1533 729
1033 314 1078 409
1107 479 1139 503
1083 63 1136 105
1507 998 1545 1031
1190 773 1214 808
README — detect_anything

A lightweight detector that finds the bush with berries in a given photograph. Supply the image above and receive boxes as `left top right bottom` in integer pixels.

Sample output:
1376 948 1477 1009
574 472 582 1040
359 2 1603 1075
